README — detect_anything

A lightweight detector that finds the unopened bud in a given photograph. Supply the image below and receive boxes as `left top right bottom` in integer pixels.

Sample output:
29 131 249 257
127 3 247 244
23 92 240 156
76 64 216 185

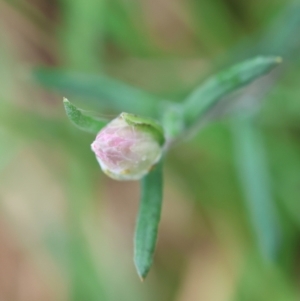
91 113 165 180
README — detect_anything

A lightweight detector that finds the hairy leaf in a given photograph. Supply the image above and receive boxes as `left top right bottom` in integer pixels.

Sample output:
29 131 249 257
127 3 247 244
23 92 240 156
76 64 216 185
63 98 107 133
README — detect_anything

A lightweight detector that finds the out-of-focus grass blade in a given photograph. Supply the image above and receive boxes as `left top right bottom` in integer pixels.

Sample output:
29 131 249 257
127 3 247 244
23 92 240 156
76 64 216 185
67 159 108 301
106 0 152 55
231 114 280 260
182 56 281 127
61 0 105 71
256 4 300 59
0 128 18 171
188 0 239 53
231 3 300 61
134 161 163 280
63 98 107 133
33 68 161 117
233 252 297 301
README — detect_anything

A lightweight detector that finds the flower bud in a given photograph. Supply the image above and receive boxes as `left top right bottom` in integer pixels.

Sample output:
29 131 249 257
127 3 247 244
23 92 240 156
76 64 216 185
91 113 165 180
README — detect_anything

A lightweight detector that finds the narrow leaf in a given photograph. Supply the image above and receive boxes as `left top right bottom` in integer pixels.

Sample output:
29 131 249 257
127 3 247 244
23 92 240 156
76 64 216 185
134 161 163 280
63 98 107 133
182 56 282 127
34 68 161 117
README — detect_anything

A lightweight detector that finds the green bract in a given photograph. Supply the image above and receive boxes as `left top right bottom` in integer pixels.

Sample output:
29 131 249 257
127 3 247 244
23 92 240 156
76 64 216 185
121 112 165 146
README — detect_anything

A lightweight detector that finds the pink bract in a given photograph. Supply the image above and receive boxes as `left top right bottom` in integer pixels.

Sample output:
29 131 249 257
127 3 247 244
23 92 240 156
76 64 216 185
91 115 162 180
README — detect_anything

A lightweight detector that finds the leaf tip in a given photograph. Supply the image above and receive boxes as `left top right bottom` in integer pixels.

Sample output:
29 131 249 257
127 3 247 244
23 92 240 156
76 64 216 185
139 275 145 282
135 267 148 281
63 98 71 112
134 258 151 281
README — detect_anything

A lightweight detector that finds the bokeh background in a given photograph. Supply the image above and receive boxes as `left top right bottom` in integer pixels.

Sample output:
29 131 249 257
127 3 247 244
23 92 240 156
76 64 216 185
1 0 300 300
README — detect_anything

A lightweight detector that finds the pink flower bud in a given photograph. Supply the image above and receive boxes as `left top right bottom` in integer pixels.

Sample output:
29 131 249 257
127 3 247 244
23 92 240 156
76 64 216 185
91 113 164 180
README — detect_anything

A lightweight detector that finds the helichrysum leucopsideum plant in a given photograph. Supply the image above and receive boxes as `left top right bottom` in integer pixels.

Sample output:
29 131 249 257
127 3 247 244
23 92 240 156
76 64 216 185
91 112 165 180
61 56 281 280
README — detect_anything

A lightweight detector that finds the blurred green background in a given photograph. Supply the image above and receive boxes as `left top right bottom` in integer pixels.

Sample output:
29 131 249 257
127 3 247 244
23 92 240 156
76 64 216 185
1 0 300 300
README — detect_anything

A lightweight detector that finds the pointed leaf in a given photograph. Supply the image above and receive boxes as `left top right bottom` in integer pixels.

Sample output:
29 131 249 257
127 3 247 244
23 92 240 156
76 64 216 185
134 161 163 280
182 56 282 127
63 98 107 133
